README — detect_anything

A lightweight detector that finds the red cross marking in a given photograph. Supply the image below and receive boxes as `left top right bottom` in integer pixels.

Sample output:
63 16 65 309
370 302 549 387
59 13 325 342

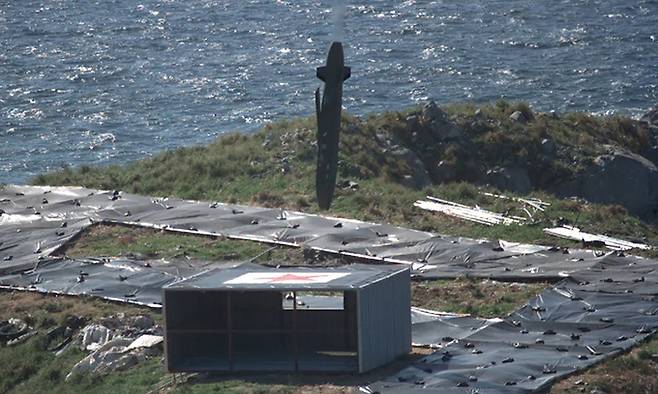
265 273 328 283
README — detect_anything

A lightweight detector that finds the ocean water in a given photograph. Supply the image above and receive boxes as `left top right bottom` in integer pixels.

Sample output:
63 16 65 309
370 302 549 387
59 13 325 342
1 0 657 183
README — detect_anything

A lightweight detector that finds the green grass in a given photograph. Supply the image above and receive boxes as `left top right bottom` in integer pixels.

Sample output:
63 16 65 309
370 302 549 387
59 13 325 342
0 330 333 394
4 343 164 394
411 277 549 318
60 224 302 263
552 336 658 393
170 377 348 394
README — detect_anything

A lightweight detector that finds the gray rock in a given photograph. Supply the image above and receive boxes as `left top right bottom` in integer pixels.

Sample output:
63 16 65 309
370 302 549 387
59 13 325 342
541 138 557 159
642 145 658 166
555 150 658 217
419 101 460 141
420 101 444 124
509 110 532 123
405 115 420 130
390 147 431 189
640 104 658 128
509 111 523 122
430 161 458 184
375 129 398 154
80 324 113 351
126 315 155 331
640 104 658 148
485 167 533 194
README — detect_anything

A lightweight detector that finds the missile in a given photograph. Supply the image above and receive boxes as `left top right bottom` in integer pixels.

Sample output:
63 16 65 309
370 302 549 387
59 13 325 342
315 41 351 210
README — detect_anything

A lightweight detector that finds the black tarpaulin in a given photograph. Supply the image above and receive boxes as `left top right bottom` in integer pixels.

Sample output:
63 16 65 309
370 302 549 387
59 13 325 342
371 270 658 393
0 257 231 307
0 186 545 276
4 186 658 392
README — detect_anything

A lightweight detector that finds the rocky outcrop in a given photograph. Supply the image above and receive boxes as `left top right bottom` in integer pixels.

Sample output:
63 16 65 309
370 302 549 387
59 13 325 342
640 104 658 132
485 166 532 195
389 147 431 189
509 110 531 123
391 101 658 220
554 149 658 217
431 160 458 184
640 104 658 166
418 101 460 141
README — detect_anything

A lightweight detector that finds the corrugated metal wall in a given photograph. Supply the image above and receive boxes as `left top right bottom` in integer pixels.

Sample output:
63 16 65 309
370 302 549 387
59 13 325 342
357 268 411 372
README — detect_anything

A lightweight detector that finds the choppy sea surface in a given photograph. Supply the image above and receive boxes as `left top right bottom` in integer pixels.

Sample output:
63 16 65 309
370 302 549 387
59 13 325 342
2 0 657 183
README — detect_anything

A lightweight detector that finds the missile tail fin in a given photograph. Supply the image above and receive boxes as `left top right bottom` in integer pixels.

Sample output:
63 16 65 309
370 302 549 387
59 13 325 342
316 66 328 82
343 66 351 81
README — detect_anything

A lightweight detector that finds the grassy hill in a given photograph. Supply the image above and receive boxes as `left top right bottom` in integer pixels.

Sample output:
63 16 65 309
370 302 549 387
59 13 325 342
32 101 658 249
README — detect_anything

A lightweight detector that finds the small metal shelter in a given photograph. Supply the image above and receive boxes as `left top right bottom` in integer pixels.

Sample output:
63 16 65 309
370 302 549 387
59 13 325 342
163 263 410 373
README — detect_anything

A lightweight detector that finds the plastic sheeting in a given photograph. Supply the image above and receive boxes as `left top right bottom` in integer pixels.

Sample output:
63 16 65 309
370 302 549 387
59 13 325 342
0 257 223 307
0 185 551 277
4 185 658 392
0 185 604 283
411 247 614 281
369 255 658 393
409 308 500 348
1 185 625 283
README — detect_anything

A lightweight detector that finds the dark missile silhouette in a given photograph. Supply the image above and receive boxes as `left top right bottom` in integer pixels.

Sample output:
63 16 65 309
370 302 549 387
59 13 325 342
315 41 351 210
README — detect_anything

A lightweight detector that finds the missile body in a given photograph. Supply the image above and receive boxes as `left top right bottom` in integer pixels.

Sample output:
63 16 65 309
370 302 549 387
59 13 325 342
315 41 351 210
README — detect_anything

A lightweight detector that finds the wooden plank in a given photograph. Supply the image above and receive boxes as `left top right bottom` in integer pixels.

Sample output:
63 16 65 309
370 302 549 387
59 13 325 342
415 198 523 226
480 192 551 212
